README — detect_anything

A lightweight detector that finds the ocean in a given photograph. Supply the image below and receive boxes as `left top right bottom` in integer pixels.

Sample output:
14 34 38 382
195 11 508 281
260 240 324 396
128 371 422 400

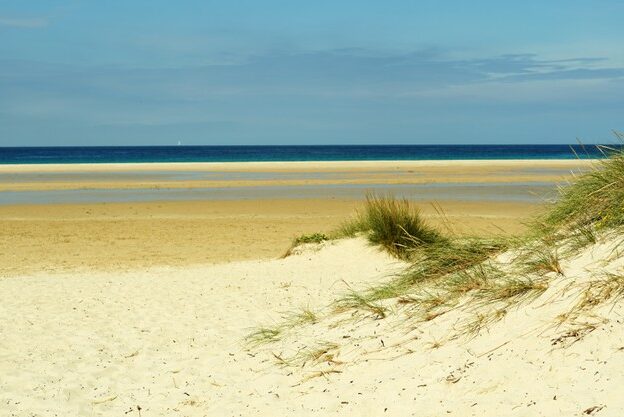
0 144 612 164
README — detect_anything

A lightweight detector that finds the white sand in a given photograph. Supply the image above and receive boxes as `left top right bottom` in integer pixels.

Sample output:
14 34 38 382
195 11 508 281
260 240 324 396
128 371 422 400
0 238 405 416
2 236 624 416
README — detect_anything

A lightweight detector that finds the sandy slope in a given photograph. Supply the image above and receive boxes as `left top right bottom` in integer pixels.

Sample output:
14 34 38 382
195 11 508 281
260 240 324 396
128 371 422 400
0 238 405 416
2 236 623 416
246 238 624 417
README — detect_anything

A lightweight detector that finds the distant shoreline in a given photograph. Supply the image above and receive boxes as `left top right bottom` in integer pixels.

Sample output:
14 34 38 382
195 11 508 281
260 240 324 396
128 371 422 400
0 144 612 165
0 158 597 172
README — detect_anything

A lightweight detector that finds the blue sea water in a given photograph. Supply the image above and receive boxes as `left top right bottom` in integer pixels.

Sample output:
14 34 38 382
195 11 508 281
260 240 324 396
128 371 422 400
0 144 613 164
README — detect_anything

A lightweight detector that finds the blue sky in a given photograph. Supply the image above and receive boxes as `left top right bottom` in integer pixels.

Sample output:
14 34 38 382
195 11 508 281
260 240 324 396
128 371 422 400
1 1 623 145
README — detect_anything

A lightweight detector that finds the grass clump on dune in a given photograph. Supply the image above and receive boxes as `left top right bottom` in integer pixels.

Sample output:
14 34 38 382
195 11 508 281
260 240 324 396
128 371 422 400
283 233 330 257
338 193 446 259
251 134 624 358
335 238 508 317
332 195 508 314
293 233 329 245
538 135 624 239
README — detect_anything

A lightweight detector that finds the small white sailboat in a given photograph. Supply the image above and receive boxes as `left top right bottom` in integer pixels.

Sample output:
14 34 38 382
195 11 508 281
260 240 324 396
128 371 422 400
177 140 182 146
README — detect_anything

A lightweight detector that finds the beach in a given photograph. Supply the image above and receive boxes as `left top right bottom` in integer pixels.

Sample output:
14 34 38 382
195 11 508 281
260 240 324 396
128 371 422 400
0 0 624 417
0 160 590 275
5 1 621 413
4 158 622 416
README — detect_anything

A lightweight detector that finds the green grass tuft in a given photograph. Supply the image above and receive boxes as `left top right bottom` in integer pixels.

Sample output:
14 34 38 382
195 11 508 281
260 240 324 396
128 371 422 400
338 193 445 259
333 216 368 238
293 233 329 245
283 233 330 257
291 308 319 325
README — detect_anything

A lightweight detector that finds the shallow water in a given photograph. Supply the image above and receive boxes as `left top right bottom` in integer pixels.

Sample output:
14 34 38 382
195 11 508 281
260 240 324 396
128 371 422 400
0 181 557 205
0 170 360 183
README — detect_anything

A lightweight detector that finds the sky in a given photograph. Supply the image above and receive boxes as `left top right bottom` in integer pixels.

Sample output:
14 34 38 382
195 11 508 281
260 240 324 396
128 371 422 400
0 1 623 146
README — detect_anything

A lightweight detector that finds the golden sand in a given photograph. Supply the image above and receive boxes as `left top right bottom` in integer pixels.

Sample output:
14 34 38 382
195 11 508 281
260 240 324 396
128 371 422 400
0 159 590 274
0 199 539 275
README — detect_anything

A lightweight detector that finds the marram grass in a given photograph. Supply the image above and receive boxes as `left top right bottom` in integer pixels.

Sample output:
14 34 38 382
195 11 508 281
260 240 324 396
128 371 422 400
329 142 624 326
539 135 624 239
337 193 445 259
250 138 624 345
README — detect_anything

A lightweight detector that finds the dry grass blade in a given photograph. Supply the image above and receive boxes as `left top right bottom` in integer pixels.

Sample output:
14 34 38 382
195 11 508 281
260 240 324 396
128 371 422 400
274 342 342 369
335 291 387 319
565 273 624 319
475 276 549 305
458 308 507 338
246 327 283 346
520 244 564 276
301 368 343 382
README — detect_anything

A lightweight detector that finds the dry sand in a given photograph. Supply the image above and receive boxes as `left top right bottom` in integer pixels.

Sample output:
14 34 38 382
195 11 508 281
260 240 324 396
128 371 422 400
0 239 406 416
2 237 623 416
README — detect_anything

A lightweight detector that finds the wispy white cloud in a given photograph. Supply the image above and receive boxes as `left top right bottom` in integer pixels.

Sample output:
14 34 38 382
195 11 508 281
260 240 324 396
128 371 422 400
1 48 622 145
0 16 48 28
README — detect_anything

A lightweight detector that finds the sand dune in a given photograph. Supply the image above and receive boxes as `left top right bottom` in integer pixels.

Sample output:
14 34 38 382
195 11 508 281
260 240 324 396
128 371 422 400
2 236 623 416
0 238 405 416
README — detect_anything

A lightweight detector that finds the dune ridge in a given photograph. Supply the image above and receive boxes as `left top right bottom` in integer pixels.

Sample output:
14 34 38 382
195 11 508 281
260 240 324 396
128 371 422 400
2 234 623 416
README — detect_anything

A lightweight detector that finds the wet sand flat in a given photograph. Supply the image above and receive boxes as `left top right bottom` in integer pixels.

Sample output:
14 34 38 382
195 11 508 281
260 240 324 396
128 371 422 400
0 159 593 192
